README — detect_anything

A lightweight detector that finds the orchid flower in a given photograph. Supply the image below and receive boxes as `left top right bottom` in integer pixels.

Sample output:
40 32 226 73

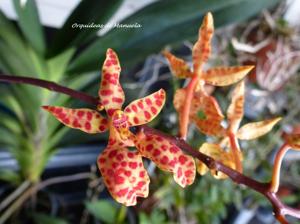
164 12 254 137
197 80 281 178
43 49 195 206
164 12 280 177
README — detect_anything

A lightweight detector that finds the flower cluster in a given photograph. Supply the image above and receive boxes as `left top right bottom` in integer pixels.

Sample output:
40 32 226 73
43 49 195 206
43 12 282 206
164 13 281 178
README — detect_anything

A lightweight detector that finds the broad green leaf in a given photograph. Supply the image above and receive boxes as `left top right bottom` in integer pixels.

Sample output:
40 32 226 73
0 39 34 75
10 85 44 132
85 200 118 223
0 170 21 185
48 0 124 57
0 10 35 74
13 0 45 55
237 117 281 140
68 0 279 74
0 111 21 134
0 89 23 120
47 48 76 81
0 127 20 146
32 213 68 224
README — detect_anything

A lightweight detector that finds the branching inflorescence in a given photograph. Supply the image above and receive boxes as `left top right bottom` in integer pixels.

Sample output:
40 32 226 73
0 12 300 223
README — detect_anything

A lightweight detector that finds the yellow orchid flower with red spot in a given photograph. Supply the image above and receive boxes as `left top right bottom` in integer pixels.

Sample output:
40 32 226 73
43 48 195 206
163 12 279 176
164 12 254 138
197 80 281 177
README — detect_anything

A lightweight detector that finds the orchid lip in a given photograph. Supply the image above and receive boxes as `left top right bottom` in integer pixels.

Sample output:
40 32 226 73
112 111 128 128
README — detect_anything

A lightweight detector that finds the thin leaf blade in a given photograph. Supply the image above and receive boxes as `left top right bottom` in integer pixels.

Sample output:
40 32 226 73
48 0 124 57
13 0 45 55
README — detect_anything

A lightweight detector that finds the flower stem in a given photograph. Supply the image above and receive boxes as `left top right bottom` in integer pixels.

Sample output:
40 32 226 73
0 74 99 106
179 75 199 139
228 131 243 173
0 73 299 223
139 125 300 223
270 143 290 193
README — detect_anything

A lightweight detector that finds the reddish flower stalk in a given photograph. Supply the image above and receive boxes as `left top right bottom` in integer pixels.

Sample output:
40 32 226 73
228 131 243 173
0 74 100 106
138 125 300 224
180 75 200 139
1 74 300 223
270 143 290 193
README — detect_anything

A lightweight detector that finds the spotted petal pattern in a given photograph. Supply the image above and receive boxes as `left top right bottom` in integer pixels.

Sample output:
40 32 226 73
192 12 214 74
174 89 224 136
99 48 125 115
124 89 166 126
135 133 195 187
202 66 254 86
197 143 235 179
98 146 150 206
237 117 281 140
190 92 225 136
42 106 108 133
227 81 245 132
163 51 193 78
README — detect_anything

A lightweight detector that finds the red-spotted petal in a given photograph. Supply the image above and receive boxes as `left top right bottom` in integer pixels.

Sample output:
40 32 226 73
135 133 196 187
42 106 108 133
124 89 166 126
174 89 225 136
163 51 193 78
202 66 253 86
99 48 125 115
190 91 225 136
227 81 245 132
97 146 150 206
192 12 214 74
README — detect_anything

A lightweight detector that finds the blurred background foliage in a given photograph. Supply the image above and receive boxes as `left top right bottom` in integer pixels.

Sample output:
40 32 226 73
2 0 300 223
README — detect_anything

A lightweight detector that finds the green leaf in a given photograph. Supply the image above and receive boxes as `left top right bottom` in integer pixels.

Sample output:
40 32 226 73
48 0 124 57
0 40 29 74
47 48 76 81
85 200 118 223
0 170 21 185
0 11 36 74
13 0 45 55
139 210 167 224
0 127 20 147
0 112 21 134
68 0 279 74
32 213 68 224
